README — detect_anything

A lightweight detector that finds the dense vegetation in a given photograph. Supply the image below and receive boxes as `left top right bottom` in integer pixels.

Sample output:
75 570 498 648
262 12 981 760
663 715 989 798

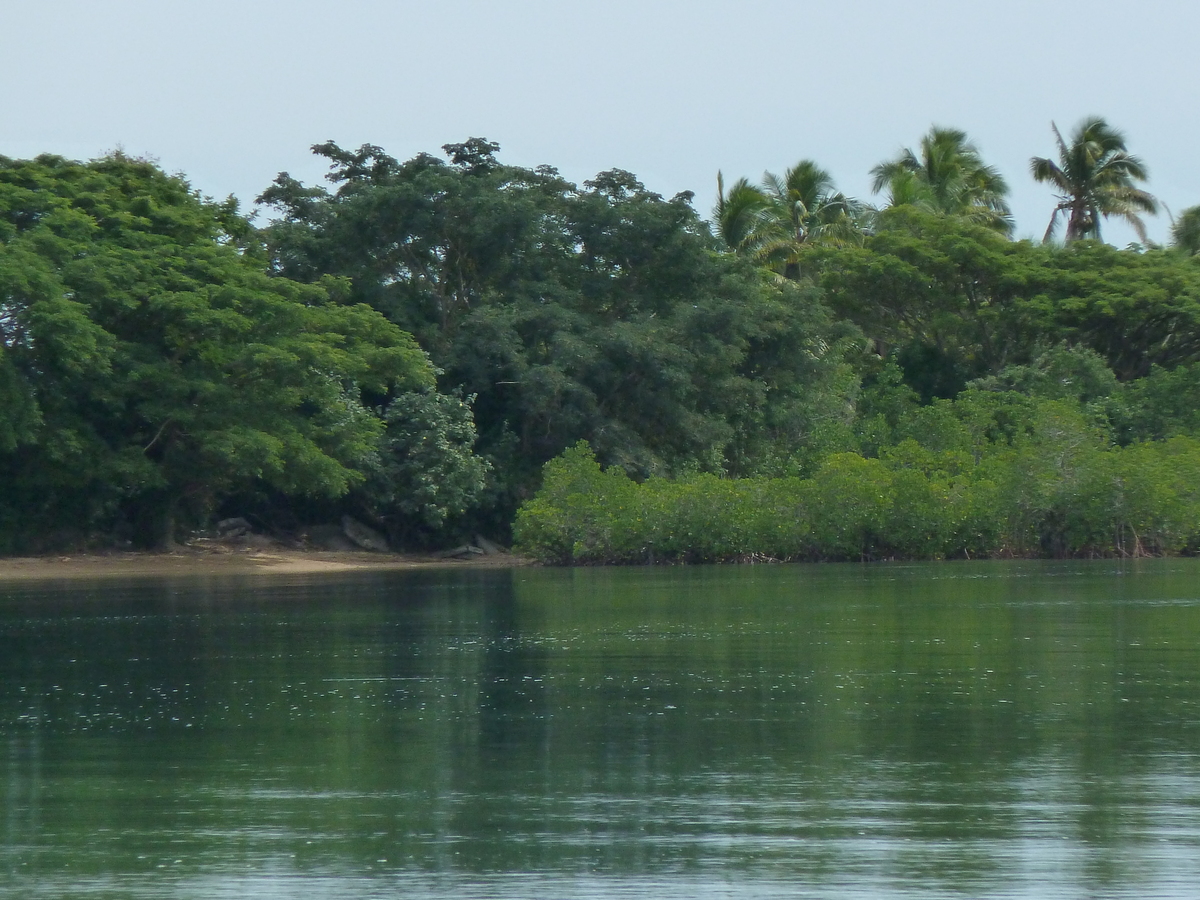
0 154 446 550
4 119 1200 559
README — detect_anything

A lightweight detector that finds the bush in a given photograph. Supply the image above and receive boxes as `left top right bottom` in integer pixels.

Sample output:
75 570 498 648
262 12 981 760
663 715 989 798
514 433 1200 564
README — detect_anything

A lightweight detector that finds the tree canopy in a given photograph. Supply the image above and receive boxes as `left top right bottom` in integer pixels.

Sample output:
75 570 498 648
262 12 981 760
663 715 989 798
260 140 863 531
871 127 1013 235
0 152 434 549
714 161 862 278
1172 205 1200 255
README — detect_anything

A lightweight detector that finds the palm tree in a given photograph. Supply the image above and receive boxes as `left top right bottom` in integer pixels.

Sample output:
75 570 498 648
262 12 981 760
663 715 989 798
1030 117 1158 244
715 161 861 279
714 171 773 257
871 126 1013 235
1171 205 1200 256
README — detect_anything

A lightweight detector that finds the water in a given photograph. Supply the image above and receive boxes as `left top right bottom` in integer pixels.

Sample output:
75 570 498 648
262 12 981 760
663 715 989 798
2 560 1200 898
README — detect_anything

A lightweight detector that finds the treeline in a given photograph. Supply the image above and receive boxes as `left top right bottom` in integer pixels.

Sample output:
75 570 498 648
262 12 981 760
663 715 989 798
3 124 1200 557
248 139 862 541
515 205 1200 561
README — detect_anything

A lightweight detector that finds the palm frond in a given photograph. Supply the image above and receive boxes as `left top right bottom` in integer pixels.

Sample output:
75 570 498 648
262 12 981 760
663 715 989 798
1043 205 1066 244
1033 117 1157 244
1171 205 1200 255
1030 156 1070 193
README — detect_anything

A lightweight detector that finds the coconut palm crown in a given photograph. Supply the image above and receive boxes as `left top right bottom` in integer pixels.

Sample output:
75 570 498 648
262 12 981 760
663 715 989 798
870 126 1013 235
714 171 773 257
715 161 862 279
1170 205 1200 256
1030 117 1158 244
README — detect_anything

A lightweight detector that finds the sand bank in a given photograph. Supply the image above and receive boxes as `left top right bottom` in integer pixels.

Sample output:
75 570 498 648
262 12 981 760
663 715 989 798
0 548 529 582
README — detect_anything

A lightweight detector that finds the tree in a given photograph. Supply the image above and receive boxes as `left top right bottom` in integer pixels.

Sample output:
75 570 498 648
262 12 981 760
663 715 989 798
0 152 435 549
1030 117 1158 244
1022 242 1200 379
262 141 863 531
715 161 862 278
968 345 1118 406
819 204 1200 390
1171 205 1200 256
817 207 1034 396
713 172 772 256
871 127 1013 235
1114 363 1200 442
361 389 491 543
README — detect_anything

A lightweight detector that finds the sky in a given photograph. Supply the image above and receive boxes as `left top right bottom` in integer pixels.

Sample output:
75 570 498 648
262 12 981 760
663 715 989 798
3 0 1198 247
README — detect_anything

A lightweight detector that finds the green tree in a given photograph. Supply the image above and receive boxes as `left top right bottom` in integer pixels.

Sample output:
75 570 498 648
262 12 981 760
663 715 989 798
715 161 862 278
1030 117 1158 244
871 127 1013 235
1021 242 1200 379
1113 363 1200 442
0 152 434 549
713 172 772 256
820 208 1200 387
361 389 490 543
818 208 1036 396
969 345 1119 405
807 453 893 558
1171 205 1200 255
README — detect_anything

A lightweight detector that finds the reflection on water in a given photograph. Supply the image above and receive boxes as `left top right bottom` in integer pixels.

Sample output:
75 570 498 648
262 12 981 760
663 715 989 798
2 561 1200 898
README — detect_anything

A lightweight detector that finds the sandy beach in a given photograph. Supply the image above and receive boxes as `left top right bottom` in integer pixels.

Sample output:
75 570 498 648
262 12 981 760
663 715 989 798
0 547 530 582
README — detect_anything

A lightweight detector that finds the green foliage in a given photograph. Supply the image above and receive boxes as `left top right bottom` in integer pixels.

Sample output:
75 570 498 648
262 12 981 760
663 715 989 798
1019 243 1200 379
511 442 638 564
969 345 1118 403
261 141 863 533
819 210 1200 387
852 360 919 454
871 126 1013 235
7 134 1200 560
714 161 864 278
806 454 892 558
363 390 491 539
1112 363 1200 442
0 153 435 549
819 208 1034 385
1172 205 1200 256
515 391 1200 564
1030 117 1158 244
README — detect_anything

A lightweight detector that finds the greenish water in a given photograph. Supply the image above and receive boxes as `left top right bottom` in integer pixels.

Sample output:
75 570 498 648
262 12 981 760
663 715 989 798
2 561 1200 898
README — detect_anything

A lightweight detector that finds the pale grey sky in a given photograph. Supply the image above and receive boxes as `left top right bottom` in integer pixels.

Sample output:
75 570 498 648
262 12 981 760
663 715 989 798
3 0 1197 246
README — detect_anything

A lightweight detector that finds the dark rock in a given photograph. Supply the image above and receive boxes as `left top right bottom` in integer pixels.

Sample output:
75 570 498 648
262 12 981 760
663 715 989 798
216 516 251 538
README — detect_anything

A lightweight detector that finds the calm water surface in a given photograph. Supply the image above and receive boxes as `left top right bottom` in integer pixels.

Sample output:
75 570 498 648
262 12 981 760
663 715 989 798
2 560 1200 898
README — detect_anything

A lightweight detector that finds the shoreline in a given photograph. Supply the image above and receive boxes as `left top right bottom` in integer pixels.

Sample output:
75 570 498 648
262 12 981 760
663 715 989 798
0 548 531 582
